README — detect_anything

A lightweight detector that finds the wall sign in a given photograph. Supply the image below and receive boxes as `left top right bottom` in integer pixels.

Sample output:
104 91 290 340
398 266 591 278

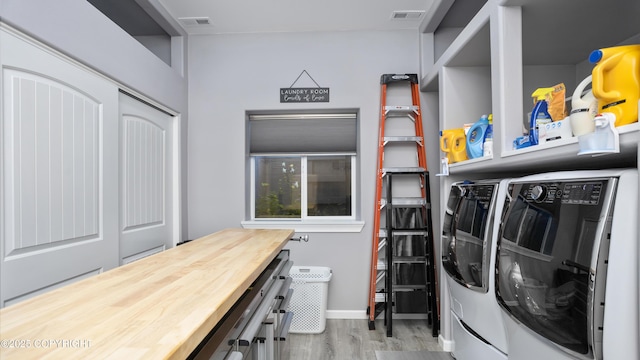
280 70 329 103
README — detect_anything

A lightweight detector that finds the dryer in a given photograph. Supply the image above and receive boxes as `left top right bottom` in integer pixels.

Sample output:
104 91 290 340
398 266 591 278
442 179 510 360
494 169 639 360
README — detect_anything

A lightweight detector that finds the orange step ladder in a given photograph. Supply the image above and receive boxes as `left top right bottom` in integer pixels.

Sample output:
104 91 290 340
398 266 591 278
366 74 439 337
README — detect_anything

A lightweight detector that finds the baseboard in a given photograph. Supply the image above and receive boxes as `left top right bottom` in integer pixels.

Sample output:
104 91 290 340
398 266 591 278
438 335 454 352
325 310 431 320
326 310 368 319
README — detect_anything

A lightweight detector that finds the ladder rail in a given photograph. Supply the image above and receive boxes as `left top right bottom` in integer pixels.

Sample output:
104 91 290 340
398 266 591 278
367 83 388 327
411 80 440 336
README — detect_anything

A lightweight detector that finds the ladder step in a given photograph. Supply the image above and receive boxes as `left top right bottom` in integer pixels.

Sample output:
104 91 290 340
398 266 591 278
381 198 431 209
393 285 427 291
382 167 426 174
375 292 386 303
393 256 426 263
377 260 387 271
384 105 419 114
380 74 419 85
378 229 387 238
391 230 428 236
388 197 427 206
384 136 423 144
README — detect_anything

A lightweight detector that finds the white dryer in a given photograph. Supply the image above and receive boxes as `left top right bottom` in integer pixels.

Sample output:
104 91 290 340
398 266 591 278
442 179 510 360
494 169 639 360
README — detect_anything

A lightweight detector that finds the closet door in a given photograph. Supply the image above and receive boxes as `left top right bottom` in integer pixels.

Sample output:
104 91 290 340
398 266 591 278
119 93 175 264
0 29 119 307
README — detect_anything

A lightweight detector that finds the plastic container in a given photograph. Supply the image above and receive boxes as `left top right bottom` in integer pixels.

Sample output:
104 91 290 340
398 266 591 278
466 115 489 159
287 266 332 334
570 75 598 136
590 45 640 126
440 128 467 163
577 113 620 155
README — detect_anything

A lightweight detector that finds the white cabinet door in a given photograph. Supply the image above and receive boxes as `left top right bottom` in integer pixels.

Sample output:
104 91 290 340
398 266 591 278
119 93 175 264
1 28 120 307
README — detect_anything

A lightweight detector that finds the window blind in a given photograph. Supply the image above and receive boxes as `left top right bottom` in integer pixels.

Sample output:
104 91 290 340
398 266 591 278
249 112 357 154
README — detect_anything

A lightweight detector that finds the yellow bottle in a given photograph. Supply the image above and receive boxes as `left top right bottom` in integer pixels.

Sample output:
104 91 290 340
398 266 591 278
590 45 640 126
440 128 467 164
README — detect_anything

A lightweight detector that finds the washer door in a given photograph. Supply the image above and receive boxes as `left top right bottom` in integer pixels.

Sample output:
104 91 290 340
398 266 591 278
496 178 617 357
442 183 498 292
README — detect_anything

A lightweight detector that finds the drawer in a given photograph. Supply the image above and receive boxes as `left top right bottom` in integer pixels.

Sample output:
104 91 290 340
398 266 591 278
188 250 291 360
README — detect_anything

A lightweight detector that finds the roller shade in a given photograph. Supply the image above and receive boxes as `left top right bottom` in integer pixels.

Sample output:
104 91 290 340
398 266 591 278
249 113 357 154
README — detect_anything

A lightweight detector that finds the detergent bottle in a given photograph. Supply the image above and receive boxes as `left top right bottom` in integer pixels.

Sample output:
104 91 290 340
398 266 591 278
589 45 640 126
466 115 489 159
529 87 553 145
570 75 598 136
483 114 493 157
440 128 468 163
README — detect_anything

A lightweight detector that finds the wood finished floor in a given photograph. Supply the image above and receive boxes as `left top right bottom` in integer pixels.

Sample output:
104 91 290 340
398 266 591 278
287 319 441 360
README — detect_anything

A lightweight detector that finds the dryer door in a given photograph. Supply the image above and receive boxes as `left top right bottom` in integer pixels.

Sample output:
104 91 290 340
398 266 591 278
442 182 498 292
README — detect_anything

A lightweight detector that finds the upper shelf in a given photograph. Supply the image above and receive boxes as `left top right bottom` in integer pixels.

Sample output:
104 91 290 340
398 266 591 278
501 0 640 65
423 0 639 176
447 122 639 175
422 2 492 92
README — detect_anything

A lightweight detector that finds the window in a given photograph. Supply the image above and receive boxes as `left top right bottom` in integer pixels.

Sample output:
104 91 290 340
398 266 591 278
244 111 363 231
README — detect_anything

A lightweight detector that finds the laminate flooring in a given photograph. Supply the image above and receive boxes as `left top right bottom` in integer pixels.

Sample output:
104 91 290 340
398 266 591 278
287 319 442 360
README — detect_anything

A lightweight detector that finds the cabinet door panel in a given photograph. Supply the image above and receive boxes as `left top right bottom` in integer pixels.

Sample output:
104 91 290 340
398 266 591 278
1 28 119 307
119 93 175 264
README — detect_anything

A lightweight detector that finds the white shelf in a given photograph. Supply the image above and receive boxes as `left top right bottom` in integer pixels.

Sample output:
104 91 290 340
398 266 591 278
447 124 639 175
422 0 639 177
421 2 491 92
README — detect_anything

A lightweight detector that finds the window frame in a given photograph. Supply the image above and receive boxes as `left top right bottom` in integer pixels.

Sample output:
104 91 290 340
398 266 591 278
250 153 357 221
242 110 364 233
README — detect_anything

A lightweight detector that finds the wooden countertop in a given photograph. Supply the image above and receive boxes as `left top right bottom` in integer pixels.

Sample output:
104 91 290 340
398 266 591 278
0 228 294 359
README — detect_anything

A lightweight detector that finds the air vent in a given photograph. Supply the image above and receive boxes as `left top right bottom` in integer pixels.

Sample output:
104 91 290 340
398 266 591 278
178 17 212 26
391 11 425 20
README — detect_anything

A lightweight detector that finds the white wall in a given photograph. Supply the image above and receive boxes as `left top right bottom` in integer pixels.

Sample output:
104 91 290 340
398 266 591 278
187 30 421 312
0 0 189 239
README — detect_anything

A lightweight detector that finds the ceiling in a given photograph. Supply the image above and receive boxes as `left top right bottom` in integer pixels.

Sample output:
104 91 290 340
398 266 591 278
158 0 433 35
88 0 485 37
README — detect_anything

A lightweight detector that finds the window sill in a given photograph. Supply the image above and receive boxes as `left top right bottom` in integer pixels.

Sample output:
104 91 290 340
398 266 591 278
240 220 365 233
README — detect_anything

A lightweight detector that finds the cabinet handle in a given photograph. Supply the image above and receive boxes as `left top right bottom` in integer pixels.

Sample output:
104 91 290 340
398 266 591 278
275 288 294 314
271 259 292 280
276 312 294 341
276 277 293 299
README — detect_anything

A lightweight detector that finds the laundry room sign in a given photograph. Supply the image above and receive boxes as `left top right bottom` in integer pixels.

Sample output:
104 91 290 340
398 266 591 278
280 70 330 103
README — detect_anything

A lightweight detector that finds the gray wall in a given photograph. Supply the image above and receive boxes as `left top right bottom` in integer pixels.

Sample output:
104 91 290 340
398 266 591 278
187 30 423 312
0 0 190 240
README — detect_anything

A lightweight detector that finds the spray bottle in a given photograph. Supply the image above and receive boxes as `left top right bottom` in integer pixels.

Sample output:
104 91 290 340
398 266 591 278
530 88 553 145
483 114 493 157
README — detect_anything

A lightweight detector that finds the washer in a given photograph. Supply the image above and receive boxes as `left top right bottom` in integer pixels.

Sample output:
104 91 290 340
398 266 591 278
442 179 510 359
495 169 639 360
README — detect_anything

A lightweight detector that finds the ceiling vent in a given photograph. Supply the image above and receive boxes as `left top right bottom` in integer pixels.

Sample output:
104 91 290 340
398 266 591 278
178 17 212 26
391 11 425 20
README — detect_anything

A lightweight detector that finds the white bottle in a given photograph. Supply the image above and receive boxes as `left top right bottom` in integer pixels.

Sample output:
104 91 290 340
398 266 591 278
570 75 598 136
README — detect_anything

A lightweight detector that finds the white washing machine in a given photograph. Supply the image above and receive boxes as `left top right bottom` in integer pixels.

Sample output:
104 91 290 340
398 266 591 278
442 179 510 359
494 169 639 360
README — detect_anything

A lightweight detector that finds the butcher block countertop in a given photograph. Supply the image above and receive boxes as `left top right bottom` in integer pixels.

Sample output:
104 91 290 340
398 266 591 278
0 228 294 359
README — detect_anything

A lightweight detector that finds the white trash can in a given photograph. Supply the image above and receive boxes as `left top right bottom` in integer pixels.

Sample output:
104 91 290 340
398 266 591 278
287 266 332 334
